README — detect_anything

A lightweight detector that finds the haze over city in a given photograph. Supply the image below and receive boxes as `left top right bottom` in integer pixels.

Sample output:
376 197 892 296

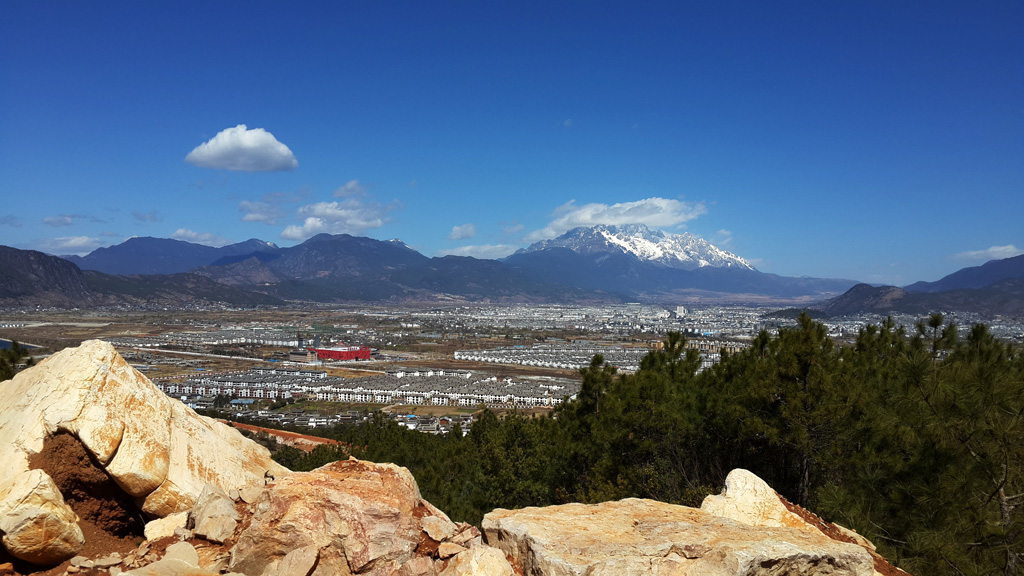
1 1 1021 286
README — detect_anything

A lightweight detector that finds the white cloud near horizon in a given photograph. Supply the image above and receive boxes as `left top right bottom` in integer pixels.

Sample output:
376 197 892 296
170 228 232 247
526 197 707 242
448 223 477 240
43 215 73 227
437 244 518 259
132 211 163 223
238 189 308 224
185 125 298 172
43 213 104 227
953 244 1024 262
38 236 104 256
280 197 398 241
239 200 283 224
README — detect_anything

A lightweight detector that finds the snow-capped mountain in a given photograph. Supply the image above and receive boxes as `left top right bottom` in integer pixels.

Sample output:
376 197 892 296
515 224 755 271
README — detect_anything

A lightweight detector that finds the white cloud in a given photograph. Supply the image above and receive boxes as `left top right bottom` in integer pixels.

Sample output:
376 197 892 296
185 124 298 172
0 215 22 228
437 244 519 259
953 244 1024 262
170 228 232 247
448 223 477 240
526 197 707 242
503 223 524 235
239 201 283 224
43 215 74 227
133 211 163 223
43 213 103 227
714 229 733 246
280 197 397 241
333 180 366 197
38 236 103 255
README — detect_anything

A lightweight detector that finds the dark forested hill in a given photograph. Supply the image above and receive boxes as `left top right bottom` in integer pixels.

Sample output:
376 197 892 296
64 237 280 275
905 253 1024 293
1 245 282 308
820 279 1024 317
0 246 96 306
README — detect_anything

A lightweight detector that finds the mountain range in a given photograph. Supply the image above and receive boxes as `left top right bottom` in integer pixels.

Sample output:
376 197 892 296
513 224 754 271
2 225 1021 313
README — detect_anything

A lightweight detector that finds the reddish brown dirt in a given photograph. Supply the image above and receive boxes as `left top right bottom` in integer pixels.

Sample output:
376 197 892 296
780 496 911 576
9 432 147 575
228 421 346 453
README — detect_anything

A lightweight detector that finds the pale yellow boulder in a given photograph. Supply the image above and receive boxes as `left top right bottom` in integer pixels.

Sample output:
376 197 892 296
0 469 85 565
0 340 288 565
143 512 188 542
700 468 811 531
483 498 874 576
702 469 895 576
439 547 514 576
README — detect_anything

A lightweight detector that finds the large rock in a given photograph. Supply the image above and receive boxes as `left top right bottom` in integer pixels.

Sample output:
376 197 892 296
701 468 814 532
483 498 875 576
438 547 514 576
0 340 288 565
229 458 458 576
702 469 906 576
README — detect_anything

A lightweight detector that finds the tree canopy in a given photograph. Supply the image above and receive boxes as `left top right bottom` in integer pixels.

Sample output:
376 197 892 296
277 313 1023 575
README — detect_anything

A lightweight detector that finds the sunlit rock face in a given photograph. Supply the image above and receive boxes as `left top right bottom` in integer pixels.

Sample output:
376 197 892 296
0 340 287 565
483 497 875 576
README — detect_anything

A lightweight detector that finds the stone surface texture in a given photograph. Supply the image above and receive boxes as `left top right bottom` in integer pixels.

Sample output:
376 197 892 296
0 340 287 565
228 458 459 576
0 341 910 576
701 469 820 532
702 469 902 576
483 498 875 576
190 484 240 544
145 512 189 542
438 547 514 576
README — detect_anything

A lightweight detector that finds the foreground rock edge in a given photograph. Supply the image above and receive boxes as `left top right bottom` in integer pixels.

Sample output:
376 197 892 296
0 340 287 565
0 341 910 576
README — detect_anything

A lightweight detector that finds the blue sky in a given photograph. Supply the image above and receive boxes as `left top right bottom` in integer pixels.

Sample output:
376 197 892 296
1 1 1021 286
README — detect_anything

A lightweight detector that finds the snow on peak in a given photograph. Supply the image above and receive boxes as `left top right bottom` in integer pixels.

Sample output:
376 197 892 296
518 224 755 271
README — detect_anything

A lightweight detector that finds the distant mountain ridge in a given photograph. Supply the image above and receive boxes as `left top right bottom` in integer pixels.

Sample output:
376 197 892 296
515 224 754 271
905 254 1024 293
0 246 282 308
42 227 857 305
506 225 852 301
64 237 280 275
12 230 1023 312
817 280 1024 318
808 253 1024 317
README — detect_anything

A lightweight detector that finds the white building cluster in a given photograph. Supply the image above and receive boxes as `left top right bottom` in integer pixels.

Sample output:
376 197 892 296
456 343 652 372
154 367 580 408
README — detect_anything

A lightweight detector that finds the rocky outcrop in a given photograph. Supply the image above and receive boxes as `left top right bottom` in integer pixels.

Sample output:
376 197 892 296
702 469 908 576
229 458 501 576
483 498 875 576
56 459 504 576
701 468 819 532
0 340 909 576
0 340 287 565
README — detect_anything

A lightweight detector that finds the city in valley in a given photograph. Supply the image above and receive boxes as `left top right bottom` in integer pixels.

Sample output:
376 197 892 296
3 303 1021 437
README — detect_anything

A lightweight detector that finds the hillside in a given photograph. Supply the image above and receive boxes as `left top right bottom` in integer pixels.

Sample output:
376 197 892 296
0 245 283 309
905 253 1024 293
64 237 280 275
0 340 905 576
